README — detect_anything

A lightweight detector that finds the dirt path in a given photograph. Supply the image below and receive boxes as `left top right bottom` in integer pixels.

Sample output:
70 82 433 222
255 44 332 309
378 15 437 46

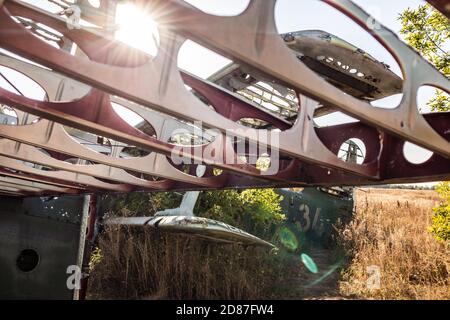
274 246 346 299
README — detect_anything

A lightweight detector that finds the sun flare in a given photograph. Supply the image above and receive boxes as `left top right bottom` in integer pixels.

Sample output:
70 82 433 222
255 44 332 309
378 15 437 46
115 3 159 56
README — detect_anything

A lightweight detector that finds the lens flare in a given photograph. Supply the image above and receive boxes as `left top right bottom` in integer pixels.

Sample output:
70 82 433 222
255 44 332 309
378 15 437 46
301 253 318 274
115 3 159 56
278 227 298 250
305 259 344 287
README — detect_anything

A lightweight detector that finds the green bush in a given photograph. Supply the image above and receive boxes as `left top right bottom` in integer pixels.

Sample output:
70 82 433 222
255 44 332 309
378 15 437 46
100 192 182 218
429 182 450 244
195 189 285 238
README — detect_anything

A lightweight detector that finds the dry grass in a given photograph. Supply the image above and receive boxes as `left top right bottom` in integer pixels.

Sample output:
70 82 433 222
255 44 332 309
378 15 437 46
339 188 450 300
87 188 449 300
87 226 295 300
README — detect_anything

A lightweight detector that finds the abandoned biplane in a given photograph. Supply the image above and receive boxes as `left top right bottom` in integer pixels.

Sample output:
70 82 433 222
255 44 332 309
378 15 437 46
0 0 448 299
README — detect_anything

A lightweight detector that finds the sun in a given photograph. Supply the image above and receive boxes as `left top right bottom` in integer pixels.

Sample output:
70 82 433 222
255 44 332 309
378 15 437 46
115 3 159 57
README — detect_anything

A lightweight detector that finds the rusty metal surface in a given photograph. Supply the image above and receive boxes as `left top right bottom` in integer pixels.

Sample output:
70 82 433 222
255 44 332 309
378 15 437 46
0 0 448 196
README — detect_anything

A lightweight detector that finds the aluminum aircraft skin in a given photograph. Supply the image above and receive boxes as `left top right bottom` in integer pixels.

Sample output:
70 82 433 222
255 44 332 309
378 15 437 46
0 0 448 299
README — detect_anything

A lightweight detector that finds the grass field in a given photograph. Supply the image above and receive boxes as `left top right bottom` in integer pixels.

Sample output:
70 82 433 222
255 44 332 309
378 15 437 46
88 188 449 300
339 188 449 299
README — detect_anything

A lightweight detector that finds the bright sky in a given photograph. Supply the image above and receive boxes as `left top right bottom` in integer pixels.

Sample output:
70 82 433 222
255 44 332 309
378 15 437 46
0 0 446 185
